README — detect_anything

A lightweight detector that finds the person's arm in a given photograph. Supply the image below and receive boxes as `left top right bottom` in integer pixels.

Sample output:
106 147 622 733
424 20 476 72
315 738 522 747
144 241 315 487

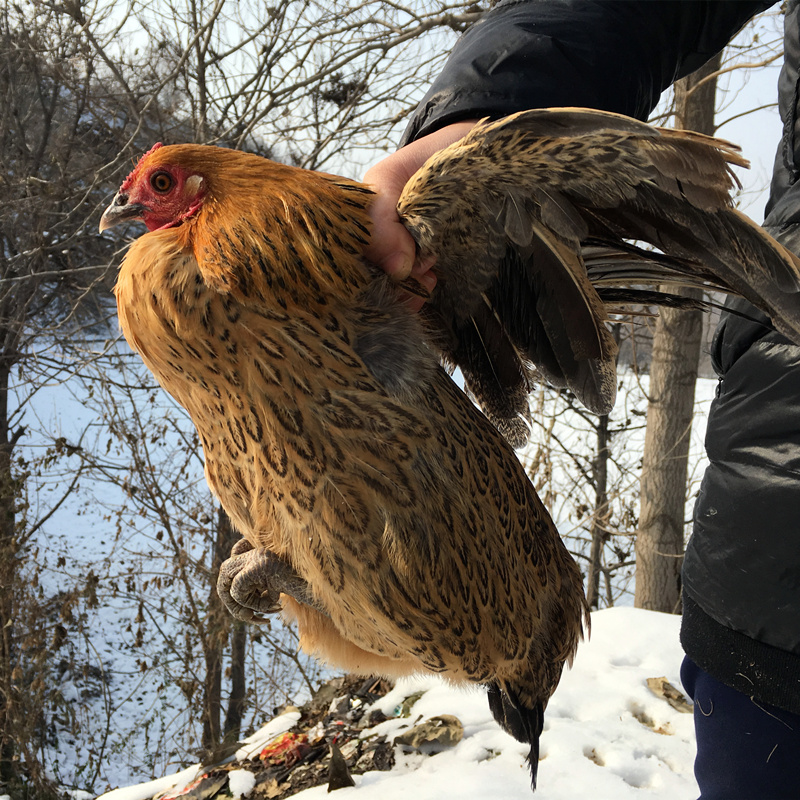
364 0 770 281
402 0 769 143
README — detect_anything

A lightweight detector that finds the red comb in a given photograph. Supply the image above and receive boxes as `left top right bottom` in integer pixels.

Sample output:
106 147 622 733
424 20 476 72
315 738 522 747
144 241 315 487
120 142 164 190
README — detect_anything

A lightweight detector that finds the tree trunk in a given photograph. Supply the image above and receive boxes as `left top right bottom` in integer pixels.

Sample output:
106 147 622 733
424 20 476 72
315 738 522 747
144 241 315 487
586 413 610 609
224 620 247 741
634 54 721 613
0 355 24 783
202 507 238 751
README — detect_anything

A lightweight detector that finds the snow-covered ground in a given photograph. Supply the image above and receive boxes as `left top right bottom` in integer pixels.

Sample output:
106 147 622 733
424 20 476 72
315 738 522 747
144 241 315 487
98 607 698 800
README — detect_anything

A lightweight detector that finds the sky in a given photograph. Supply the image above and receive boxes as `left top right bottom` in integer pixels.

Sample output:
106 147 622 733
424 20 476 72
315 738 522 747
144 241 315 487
700 9 784 221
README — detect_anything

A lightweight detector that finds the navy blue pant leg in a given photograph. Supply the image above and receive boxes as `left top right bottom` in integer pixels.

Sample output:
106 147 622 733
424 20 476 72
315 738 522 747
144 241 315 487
681 657 800 800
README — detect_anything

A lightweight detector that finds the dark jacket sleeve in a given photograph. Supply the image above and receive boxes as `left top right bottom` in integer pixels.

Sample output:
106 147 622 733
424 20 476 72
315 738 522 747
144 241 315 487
402 0 771 144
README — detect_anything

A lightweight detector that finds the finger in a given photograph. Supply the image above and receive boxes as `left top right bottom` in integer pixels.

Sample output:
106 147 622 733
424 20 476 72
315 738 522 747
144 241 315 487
414 269 437 295
410 254 438 294
363 120 479 279
363 184 417 279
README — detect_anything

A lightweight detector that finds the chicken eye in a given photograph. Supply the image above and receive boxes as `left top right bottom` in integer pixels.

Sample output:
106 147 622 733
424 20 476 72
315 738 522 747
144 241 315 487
150 172 173 193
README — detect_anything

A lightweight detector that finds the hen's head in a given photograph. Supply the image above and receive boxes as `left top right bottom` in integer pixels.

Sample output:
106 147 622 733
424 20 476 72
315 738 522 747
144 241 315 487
100 143 208 233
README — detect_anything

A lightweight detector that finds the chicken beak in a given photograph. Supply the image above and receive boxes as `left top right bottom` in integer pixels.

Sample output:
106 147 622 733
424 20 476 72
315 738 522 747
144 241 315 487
99 191 146 232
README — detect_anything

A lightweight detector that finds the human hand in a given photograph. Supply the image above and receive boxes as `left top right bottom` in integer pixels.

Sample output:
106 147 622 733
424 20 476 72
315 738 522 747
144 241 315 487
363 120 479 307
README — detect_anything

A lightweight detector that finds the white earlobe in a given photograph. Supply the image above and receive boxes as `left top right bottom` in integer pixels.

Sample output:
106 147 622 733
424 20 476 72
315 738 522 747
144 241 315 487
186 175 204 196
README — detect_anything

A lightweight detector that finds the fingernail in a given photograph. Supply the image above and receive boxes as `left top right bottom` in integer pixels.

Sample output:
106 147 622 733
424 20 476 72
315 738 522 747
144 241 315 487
384 252 412 279
417 272 437 293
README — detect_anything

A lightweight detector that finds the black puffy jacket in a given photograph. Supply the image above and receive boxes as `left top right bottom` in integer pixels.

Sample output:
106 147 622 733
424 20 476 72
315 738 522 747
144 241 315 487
404 0 800 714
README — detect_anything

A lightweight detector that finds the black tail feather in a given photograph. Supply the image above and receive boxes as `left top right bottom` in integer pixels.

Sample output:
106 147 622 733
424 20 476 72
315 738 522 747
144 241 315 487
487 682 545 792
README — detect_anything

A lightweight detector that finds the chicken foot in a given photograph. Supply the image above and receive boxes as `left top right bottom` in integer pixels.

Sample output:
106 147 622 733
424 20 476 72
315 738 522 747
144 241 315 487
217 539 327 623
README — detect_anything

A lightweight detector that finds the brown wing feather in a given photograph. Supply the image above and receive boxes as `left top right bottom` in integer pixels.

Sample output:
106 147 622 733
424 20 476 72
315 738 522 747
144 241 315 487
399 107 800 443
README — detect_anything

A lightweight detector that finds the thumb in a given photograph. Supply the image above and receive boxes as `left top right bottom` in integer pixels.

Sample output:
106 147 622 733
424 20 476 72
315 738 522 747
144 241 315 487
363 119 479 279
362 159 418 279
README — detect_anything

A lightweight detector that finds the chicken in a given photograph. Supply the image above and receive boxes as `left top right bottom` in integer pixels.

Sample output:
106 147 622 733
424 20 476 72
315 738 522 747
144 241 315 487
100 108 800 791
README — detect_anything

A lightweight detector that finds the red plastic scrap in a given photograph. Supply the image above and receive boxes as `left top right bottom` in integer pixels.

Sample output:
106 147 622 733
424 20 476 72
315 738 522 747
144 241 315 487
259 731 310 766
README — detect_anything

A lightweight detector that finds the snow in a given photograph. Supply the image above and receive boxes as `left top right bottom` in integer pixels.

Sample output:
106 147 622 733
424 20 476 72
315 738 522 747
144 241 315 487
95 765 203 800
16 356 714 793
227 769 257 798
98 607 699 799
235 709 302 761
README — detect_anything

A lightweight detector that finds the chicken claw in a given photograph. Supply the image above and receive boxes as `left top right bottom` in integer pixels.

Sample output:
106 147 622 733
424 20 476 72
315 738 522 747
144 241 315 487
217 539 326 623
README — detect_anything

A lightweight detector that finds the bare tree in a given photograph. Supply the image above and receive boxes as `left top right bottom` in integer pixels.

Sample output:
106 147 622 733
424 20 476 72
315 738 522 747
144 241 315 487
83 0 483 170
634 56 720 614
521 360 646 611
64 356 326 775
5 0 487 791
0 3 125 790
